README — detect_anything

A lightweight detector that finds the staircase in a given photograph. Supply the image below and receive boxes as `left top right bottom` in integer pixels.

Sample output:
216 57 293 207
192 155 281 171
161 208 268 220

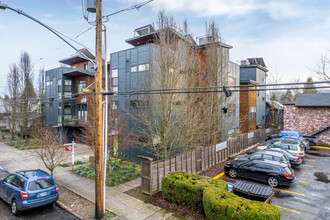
312 126 330 136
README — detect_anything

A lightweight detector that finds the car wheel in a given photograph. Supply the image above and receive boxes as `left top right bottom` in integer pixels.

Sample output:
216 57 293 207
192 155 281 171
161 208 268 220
11 199 19 216
229 169 238 178
268 177 279 187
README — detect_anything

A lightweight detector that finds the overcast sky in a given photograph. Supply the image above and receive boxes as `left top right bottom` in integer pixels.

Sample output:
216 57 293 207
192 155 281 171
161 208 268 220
0 0 329 95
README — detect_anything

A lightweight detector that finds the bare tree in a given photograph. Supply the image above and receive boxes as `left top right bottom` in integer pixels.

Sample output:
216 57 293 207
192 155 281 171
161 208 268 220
314 53 330 81
32 128 69 176
5 63 21 140
36 67 46 127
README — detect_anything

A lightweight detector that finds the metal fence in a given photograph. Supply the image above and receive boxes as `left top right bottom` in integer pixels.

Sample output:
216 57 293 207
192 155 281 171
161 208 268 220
139 126 282 195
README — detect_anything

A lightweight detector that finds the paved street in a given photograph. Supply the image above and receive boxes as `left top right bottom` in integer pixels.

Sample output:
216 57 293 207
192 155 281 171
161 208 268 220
0 169 76 220
0 142 179 220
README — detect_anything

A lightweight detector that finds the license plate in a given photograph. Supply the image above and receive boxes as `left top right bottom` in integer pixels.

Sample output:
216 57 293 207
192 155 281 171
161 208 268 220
39 192 47 197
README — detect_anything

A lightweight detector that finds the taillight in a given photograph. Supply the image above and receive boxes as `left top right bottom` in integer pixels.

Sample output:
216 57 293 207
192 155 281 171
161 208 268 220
37 178 45 180
294 158 300 162
283 173 292 178
313 140 317 143
299 152 303 155
56 185 59 192
21 191 28 200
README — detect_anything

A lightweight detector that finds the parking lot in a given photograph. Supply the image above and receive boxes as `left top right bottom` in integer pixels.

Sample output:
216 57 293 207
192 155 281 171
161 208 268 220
219 149 330 219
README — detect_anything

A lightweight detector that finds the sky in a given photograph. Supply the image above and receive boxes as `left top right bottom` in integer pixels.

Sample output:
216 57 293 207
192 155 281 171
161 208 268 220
0 0 330 95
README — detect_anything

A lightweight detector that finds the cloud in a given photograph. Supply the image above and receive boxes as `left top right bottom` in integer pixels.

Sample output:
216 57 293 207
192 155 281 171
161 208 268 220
121 0 304 19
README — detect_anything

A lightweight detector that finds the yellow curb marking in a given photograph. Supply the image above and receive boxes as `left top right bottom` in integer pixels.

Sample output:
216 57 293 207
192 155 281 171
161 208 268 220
225 177 237 181
213 172 225 179
275 205 301 214
273 188 305 196
304 159 315 162
298 181 310 184
301 164 314 167
307 150 318 153
311 146 330 150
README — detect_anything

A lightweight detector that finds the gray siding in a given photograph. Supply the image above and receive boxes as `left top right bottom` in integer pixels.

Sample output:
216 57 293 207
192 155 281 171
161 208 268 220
240 67 256 83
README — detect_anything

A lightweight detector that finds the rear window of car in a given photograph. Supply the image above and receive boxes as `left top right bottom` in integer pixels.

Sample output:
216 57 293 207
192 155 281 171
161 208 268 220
284 167 291 174
289 145 298 151
28 178 55 191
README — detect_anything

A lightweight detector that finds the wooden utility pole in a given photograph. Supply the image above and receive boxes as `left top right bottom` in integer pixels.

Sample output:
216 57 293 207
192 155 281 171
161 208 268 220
95 0 104 219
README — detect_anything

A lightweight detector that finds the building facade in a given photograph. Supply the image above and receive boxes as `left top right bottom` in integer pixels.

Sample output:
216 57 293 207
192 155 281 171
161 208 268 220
283 93 330 143
45 49 95 140
239 58 268 132
110 25 240 162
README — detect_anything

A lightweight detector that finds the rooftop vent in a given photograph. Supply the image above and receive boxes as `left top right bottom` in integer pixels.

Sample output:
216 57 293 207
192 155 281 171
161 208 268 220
134 24 155 36
197 35 216 46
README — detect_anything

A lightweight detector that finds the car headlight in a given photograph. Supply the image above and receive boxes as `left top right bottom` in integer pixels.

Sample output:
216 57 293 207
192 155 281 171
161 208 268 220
234 158 238 160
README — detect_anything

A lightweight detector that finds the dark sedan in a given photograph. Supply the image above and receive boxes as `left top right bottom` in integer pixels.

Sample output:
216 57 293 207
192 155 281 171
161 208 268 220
224 160 296 187
266 148 302 168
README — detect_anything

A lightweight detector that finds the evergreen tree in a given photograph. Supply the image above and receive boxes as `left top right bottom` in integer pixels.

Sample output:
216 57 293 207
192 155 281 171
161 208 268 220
303 77 317 93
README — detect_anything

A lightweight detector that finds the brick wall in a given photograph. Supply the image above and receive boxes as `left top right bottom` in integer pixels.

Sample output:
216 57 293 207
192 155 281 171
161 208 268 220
284 105 330 143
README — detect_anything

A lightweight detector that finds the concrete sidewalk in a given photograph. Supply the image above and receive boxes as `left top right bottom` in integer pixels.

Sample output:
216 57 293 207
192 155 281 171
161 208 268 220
0 142 179 220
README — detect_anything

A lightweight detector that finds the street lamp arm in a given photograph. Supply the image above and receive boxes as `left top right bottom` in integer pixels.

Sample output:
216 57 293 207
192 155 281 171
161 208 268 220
0 2 97 67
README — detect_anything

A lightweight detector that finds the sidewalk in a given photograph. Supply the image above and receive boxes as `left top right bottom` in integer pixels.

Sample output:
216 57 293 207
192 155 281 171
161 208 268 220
0 142 179 220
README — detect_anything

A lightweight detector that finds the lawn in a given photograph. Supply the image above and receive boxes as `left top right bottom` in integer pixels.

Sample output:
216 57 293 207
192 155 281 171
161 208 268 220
73 158 141 186
6 139 39 150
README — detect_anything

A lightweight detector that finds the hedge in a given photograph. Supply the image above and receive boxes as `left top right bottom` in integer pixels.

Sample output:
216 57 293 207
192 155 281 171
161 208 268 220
203 187 281 220
162 172 228 213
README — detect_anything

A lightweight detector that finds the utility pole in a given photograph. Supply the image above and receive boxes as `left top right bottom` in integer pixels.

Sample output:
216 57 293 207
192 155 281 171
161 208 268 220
95 0 104 219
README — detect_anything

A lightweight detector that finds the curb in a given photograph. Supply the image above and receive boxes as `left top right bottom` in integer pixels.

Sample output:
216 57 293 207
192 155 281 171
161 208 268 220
56 200 84 220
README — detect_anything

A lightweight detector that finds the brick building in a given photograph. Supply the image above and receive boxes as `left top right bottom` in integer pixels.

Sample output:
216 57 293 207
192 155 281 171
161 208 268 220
283 93 330 143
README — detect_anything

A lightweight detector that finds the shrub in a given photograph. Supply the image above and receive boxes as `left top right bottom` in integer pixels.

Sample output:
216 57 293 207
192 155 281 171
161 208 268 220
203 187 281 220
162 172 228 214
74 160 83 165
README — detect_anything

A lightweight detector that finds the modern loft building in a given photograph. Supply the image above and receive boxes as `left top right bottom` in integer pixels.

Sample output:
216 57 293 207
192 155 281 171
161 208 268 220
45 49 95 140
239 58 268 133
110 25 240 162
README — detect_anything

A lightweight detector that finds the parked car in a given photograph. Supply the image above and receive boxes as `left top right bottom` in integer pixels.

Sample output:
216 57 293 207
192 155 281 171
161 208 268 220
257 139 281 150
302 135 318 146
266 134 281 141
224 159 296 187
266 148 302 168
269 143 305 158
0 169 59 215
235 150 290 167
279 136 310 151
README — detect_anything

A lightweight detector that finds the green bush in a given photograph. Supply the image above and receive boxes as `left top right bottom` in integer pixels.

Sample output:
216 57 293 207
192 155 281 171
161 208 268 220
319 141 330 147
162 172 228 214
74 160 83 165
203 187 281 220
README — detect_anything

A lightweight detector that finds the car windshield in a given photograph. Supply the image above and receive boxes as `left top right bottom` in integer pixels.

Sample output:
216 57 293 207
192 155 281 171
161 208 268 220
28 178 55 191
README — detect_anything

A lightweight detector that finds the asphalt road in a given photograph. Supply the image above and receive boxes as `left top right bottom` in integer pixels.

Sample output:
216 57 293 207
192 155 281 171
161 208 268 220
0 169 77 220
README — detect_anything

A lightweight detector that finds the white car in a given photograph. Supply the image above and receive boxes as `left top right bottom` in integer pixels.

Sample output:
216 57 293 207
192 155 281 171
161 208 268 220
268 142 305 158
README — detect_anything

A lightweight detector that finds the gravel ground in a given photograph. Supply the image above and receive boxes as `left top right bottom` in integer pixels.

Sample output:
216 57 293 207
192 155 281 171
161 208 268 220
58 185 115 220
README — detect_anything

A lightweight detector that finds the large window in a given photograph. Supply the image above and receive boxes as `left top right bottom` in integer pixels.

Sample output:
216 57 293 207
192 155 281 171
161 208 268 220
64 103 72 122
111 101 118 127
138 63 149 72
249 106 256 119
111 69 118 95
77 104 87 121
77 79 86 94
58 79 62 99
64 80 72 98
58 102 62 123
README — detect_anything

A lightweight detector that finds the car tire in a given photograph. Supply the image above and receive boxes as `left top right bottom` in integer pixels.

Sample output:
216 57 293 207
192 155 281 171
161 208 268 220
268 177 279 187
11 199 19 216
228 169 238 178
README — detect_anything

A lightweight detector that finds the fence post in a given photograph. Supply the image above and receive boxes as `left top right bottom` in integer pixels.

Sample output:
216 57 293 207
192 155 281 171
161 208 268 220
138 155 154 196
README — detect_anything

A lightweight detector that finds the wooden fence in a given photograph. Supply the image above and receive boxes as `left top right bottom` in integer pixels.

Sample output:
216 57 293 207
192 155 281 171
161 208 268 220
139 126 282 195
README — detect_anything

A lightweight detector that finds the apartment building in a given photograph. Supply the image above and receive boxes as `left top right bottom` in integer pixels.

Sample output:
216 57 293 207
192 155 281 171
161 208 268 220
110 25 240 162
45 49 95 140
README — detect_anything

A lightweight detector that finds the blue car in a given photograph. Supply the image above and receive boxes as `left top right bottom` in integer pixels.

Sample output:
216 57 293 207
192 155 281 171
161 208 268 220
0 169 59 215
